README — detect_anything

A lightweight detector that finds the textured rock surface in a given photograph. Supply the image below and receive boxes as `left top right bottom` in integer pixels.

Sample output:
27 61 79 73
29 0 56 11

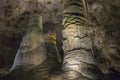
0 0 120 77
87 0 120 73
0 0 62 75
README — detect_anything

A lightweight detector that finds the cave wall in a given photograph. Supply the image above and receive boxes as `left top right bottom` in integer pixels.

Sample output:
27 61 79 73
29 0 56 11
87 0 120 73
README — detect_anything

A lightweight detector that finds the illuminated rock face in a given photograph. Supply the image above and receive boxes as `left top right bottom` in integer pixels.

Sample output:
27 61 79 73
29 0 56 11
62 0 104 80
0 0 63 71
10 13 47 71
9 0 62 71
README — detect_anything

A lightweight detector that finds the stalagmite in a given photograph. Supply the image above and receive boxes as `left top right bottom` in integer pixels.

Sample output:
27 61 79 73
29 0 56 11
44 32 61 62
10 13 47 71
62 0 104 80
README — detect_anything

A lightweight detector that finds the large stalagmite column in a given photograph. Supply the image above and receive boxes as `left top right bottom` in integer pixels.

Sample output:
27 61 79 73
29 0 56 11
62 0 103 80
10 12 47 71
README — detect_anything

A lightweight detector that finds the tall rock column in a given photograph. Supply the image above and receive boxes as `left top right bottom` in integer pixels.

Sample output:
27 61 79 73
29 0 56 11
62 0 103 80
